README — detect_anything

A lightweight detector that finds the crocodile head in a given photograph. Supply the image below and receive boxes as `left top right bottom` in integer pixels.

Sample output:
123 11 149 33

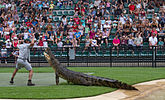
44 47 61 71
44 48 51 61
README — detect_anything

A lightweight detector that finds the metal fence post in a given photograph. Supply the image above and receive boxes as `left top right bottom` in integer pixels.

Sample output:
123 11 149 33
67 47 69 67
154 46 157 68
110 47 112 67
87 47 89 67
152 46 154 68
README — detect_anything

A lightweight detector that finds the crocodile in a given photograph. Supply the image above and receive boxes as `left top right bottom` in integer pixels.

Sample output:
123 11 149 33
44 47 138 90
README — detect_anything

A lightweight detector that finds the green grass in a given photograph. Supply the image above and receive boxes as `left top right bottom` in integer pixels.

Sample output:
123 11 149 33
0 67 165 99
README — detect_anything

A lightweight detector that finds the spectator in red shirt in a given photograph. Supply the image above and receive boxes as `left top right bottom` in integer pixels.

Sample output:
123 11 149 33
129 2 135 14
5 33 10 40
73 16 80 25
112 35 120 54
72 23 78 32
81 5 85 16
74 4 80 15
151 27 158 37
38 37 44 46
26 20 32 27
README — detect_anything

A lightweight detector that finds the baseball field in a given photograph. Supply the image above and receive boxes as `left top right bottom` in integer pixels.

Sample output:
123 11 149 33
0 67 165 99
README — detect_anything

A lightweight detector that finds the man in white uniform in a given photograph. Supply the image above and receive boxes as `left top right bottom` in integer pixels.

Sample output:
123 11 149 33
10 34 35 86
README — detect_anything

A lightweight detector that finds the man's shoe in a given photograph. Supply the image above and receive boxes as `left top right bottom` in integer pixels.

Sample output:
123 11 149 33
27 80 35 86
10 78 14 84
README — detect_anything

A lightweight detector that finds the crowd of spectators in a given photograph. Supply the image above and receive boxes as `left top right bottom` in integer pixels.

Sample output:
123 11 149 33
0 0 165 63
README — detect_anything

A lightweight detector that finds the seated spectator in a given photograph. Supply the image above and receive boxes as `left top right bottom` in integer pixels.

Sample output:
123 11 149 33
91 37 98 53
158 28 165 40
143 27 151 42
117 22 123 32
5 39 12 49
149 33 158 49
24 29 30 40
67 18 74 28
38 36 44 47
43 39 48 48
80 17 86 27
95 30 102 49
151 27 158 37
72 23 78 32
49 1 54 10
0 45 7 63
158 38 164 49
128 34 136 52
119 14 126 25
12 47 19 63
104 21 111 29
57 39 63 50
94 0 101 7
102 28 110 46
112 35 120 53
57 0 63 8
74 29 81 45
64 35 72 46
89 29 96 39
47 33 55 44
78 22 84 35
150 19 158 29
73 16 80 25
83 36 91 53
120 34 128 50
134 33 143 51
74 4 80 15
129 2 135 14
46 20 53 39
147 1 155 13
81 6 86 16
12 37 19 48
72 35 78 48
58 22 66 35
136 1 142 10
61 15 67 32
55 30 63 44
159 14 165 28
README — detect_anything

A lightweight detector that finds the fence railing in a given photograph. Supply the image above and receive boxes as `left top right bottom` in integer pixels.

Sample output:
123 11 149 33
1 46 165 67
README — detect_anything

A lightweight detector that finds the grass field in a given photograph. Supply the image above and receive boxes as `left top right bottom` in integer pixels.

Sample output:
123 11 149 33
0 67 165 99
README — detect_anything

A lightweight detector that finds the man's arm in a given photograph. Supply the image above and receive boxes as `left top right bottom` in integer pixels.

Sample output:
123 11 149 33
30 33 35 47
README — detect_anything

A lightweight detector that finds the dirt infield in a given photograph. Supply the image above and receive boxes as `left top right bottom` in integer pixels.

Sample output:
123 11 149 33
0 73 66 87
65 79 165 100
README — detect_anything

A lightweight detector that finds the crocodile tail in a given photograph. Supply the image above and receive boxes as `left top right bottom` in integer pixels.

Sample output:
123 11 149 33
98 78 138 90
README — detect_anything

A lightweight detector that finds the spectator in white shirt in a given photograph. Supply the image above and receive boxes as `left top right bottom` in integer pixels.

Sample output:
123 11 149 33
5 39 12 49
149 33 158 49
